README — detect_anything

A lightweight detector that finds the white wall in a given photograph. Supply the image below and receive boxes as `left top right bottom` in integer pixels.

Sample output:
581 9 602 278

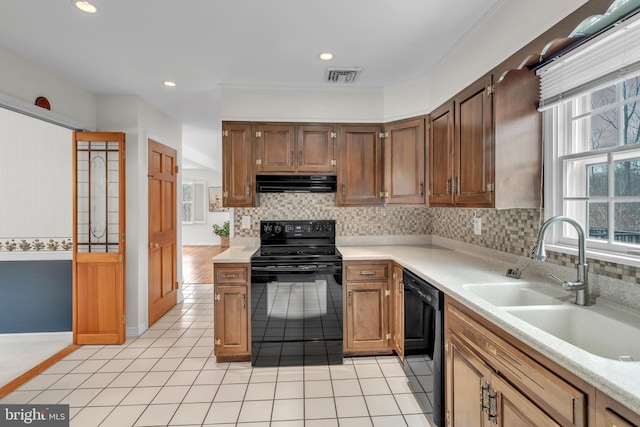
0 45 97 130
221 86 384 122
97 95 183 337
383 0 589 119
182 169 231 246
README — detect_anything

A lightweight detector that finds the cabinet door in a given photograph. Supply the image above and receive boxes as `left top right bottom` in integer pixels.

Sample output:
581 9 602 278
384 117 426 204
297 124 336 173
429 102 455 206
337 124 383 206
492 373 561 427
454 75 494 207
447 334 491 427
214 284 249 359
345 282 389 352
256 123 296 173
222 122 255 207
391 265 404 360
596 391 640 427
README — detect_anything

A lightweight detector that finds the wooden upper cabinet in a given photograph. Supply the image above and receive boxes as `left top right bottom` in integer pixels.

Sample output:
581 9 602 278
256 123 296 173
454 74 494 207
384 117 426 205
336 124 383 206
429 101 455 206
255 123 336 174
429 75 495 208
222 122 255 207
297 124 336 173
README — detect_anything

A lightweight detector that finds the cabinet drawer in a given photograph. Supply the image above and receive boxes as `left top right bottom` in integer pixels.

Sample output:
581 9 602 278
215 265 248 284
345 263 389 281
447 304 587 427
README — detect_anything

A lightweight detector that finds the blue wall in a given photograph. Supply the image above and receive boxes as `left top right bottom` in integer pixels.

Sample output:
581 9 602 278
0 261 72 333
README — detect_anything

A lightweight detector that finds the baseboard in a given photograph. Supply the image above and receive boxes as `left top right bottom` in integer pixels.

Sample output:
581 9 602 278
126 323 148 338
0 331 72 339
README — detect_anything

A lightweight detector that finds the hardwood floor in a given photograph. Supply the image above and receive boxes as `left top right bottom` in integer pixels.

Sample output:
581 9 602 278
183 245 226 284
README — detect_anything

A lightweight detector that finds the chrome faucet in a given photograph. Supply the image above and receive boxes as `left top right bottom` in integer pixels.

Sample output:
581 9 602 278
531 216 593 306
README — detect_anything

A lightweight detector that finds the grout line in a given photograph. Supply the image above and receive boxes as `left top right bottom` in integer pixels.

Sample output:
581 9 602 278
0 344 81 399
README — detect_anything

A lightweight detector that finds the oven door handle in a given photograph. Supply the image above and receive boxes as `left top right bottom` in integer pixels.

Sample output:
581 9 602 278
251 265 342 273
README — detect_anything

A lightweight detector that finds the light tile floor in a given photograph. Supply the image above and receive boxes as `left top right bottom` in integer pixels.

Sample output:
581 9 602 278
0 284 432 427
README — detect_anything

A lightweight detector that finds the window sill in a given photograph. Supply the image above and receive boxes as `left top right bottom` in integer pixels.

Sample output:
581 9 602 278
545 243 640 268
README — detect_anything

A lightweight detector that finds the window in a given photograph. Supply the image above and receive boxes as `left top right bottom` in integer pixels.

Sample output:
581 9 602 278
182 180 206 224
540 13 640 258
544 74 640 256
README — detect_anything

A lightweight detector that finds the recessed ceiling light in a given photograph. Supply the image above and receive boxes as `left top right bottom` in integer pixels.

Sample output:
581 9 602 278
319 52 334 61
163 80 177 87
74 1 97 13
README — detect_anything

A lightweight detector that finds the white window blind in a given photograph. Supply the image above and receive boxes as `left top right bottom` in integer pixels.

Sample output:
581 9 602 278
538 12 640 110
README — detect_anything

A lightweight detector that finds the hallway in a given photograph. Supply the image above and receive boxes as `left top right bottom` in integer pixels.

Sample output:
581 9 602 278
0 284 431 426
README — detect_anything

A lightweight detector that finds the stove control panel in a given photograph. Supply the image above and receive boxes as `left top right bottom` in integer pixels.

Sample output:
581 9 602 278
260 220 335 240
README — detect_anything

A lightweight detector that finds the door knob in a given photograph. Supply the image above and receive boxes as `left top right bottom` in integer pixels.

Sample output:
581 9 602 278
149 242 160 249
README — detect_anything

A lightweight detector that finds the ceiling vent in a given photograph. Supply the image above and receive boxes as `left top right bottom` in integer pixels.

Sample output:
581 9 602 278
325 67 362 84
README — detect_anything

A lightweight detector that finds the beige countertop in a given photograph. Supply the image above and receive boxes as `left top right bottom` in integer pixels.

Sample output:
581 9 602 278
212 242 640 412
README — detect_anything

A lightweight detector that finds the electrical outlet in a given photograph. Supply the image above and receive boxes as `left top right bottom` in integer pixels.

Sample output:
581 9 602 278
473 217 482 235
241 215 251 229
506 268 522 279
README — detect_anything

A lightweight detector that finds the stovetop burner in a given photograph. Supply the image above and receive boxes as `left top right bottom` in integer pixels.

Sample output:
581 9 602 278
252 220 341 264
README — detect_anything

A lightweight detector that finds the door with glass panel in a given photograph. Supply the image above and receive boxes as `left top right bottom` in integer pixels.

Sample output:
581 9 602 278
73 132 126 345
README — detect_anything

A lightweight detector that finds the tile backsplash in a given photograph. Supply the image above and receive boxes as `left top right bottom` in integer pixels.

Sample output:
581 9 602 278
232 193 639 285
233 193 431 237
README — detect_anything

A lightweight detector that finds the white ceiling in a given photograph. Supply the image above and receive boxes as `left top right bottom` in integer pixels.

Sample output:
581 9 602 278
0 0 506 171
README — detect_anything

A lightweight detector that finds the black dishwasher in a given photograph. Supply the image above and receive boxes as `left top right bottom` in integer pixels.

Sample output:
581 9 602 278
402 268 444 427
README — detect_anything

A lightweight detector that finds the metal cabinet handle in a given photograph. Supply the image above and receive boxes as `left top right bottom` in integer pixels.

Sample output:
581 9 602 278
298 150 303 165
246 184 251 198
241 294 246 310
222 273 240 278
359 271 376 276
341 183 346 199
348 290 352 306
419 181 424 197
446 178 452 195
148 242 159 249
290 150 294 166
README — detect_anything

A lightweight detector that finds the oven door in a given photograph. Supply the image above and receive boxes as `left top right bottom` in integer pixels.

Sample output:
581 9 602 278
250 263 343 366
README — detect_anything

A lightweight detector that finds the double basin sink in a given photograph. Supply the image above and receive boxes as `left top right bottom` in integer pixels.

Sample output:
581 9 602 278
463 281 640 361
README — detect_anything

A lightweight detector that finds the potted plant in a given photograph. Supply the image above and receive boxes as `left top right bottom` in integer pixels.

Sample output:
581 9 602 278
212 221 230 247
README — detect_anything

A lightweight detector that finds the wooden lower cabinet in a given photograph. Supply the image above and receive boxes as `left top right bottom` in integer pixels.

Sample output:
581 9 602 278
445 296 590 427
343 260 404 356
213 263 250 362
448 333 558 426
596 391 640 427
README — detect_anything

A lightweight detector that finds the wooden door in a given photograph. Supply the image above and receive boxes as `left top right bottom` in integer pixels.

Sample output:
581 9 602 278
148 139 178 326
429 102 455 206
73 132 126 345
345 282 389 352
337 124 383 206
446 334 490 427
384 117 426 204
392 265 404 360
454 75 494 207
222 122 255 207
296 124 336 173
256 123 296 173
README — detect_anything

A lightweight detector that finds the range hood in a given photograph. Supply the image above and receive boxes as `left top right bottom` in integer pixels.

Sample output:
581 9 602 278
256 175 337 193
